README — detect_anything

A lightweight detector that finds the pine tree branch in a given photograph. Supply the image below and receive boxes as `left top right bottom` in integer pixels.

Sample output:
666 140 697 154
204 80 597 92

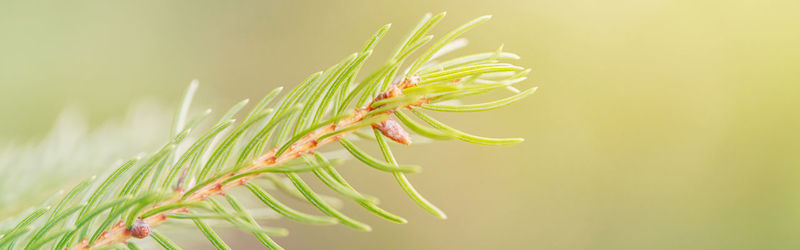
70 84 426 249
1 13 536 250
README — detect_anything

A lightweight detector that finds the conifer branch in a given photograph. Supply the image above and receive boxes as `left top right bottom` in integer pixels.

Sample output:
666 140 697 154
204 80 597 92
0 12 536 249
69 83 427 249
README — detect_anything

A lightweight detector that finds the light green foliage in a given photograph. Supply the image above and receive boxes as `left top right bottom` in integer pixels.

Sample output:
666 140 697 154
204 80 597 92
0 104 170 217
0 13 533 249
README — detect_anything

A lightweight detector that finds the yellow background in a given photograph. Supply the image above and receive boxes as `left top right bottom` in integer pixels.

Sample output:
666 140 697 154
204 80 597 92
1 0 799 249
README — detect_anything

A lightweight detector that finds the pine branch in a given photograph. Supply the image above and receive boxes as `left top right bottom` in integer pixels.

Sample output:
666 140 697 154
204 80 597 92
0 12 536 249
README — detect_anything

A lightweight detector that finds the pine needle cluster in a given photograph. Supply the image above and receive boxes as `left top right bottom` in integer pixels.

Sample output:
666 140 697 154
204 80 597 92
0 12 536 249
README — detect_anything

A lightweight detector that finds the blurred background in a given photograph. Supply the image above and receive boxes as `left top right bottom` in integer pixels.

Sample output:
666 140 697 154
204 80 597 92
2 0 800 249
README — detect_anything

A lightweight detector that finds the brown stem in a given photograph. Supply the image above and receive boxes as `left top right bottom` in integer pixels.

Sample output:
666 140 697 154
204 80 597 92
69 82 420 249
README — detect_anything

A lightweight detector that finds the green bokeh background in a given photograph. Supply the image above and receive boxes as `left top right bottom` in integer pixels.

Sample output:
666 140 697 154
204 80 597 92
2 0 800 249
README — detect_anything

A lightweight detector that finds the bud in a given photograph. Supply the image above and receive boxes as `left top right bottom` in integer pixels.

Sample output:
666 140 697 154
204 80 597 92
130 218 151 238
372 118 411 145
400 75 421 88
374 85 403 103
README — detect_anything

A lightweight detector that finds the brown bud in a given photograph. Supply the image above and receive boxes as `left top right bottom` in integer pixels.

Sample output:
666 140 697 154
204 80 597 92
374 85 402 103
400 75 421 88
130 218 150 238
372 118 411 145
